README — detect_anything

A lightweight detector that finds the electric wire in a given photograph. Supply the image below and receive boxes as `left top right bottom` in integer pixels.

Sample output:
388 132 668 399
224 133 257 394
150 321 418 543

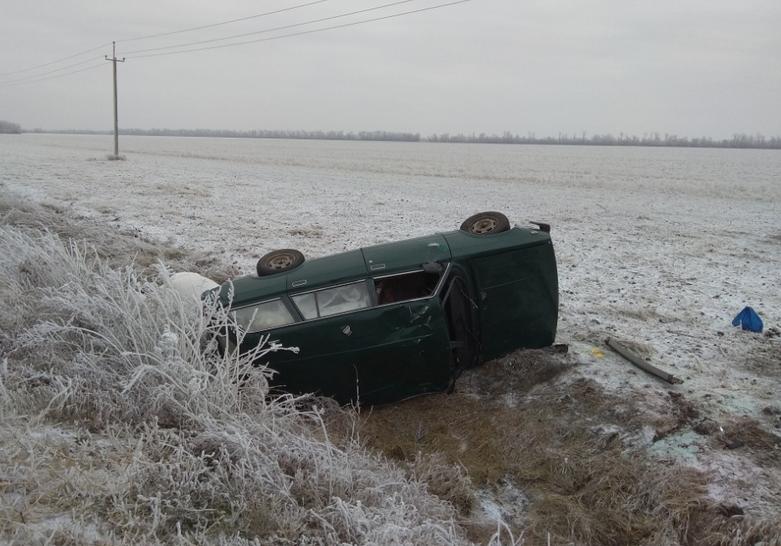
118 0 332 43
0 0 470 87
128 0 472 60
120 0 416 55
0 56 104 85
0 62 105 89
0 0 330 78
0 43 110 77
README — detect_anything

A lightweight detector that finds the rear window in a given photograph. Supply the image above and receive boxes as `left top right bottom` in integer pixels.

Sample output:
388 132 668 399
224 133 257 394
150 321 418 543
292 281 371 320
233 299 295 333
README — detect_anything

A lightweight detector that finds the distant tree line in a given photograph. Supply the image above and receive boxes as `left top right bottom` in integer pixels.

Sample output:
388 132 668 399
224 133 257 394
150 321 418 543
124 128 422 142
29 127 781 149
0 120 22 134
426 131 781 149
36 127 421 142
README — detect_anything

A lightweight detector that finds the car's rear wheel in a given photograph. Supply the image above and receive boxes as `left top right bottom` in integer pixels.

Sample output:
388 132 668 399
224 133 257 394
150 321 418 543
460 211 510 235
257 249 305 276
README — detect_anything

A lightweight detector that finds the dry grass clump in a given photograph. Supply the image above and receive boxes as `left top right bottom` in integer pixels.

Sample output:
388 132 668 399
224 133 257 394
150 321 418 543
699 517 781 546
521 440 708 545
0 223 466 544
716 417 781 466
459 348 573 398
360 357 781 545
407 452 476 516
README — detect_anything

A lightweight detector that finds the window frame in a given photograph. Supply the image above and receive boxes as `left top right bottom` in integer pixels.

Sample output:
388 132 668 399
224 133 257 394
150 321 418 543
231 297 298 334
287 278 375 324
371 266 449 308
237 264 453 332
290 291 318 320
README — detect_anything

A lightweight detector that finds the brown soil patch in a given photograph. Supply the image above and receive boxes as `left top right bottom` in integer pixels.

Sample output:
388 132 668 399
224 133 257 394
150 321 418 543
741 338 781 378
359 349 781 544
652 391 701 441
717 417 781 467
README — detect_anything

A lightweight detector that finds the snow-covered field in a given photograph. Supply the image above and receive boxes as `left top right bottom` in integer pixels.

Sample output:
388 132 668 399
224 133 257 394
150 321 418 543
2 133 780 542
3 133 778 410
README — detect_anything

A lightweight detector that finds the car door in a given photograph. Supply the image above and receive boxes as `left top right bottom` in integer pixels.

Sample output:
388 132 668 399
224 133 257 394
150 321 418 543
264 297 451 404
352 295 451 404
469 242 559 361
265 280 375 403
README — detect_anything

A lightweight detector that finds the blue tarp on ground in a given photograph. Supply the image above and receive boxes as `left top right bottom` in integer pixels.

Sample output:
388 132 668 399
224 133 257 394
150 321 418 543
732 306 763 333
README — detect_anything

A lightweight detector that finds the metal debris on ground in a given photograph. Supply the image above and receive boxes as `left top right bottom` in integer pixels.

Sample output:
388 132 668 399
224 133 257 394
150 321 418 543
605 337 683 385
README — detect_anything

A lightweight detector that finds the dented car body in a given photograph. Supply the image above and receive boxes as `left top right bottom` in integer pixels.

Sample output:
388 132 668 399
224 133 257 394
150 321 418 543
216 219 558 404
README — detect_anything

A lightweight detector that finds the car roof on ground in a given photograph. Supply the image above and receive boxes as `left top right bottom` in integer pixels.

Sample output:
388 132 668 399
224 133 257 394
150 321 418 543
444 226 551 259
221 226 551 307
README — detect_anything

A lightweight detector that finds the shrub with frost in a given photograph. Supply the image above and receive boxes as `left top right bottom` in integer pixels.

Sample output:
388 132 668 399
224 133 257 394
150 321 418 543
0 225 466 545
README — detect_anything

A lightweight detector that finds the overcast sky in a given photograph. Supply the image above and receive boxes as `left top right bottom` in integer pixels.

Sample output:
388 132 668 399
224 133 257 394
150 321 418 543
1 0 779 137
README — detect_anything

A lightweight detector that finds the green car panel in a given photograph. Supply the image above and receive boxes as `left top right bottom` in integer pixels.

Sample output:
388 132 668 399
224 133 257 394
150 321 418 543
247 297 452 404
361 233 451 274
443 227 550 259
467 242 558 360
219 225 559 404
219 274 287 308
286 249 367 292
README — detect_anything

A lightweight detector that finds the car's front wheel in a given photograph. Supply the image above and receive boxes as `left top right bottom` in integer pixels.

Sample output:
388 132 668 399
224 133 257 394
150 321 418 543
257 249 305 276
459 211 510 235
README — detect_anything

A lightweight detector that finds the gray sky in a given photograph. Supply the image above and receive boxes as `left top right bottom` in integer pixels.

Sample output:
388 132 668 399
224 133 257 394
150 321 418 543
1 0 779 138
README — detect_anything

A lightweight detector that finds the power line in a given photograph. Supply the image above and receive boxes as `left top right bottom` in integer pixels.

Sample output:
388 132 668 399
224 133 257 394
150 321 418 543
128 0 472 60
0 43 110 77
0 0 331 78
118 0 332 43
0 56 103 85
0 62 105 89
121 0 416 55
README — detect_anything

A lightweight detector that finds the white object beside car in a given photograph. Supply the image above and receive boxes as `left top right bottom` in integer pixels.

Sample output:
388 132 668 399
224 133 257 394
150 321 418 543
168 272 219 306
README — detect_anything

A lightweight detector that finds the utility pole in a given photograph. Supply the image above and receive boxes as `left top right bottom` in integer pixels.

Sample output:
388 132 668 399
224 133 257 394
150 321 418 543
105 42 125 159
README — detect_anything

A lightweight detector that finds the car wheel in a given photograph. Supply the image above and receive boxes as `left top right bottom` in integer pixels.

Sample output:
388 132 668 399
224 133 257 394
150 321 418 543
257 249 305 276
459 211 510 235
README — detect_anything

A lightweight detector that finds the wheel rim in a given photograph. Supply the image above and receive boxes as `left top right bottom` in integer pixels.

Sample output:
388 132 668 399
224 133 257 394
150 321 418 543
471 217 497 234
268 254 294 270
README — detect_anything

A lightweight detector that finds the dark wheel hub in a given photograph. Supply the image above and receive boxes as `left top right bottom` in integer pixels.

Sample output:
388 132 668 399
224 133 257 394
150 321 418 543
470 218 497 234
459 211 510 235
257 248 305 276
268 253 295 270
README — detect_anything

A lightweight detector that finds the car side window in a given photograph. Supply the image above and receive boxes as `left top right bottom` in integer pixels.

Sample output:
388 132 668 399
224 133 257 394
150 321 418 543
233 299 295 333
375 270 440 305
292 281 372 320
316 282 372 317
291 292 318 320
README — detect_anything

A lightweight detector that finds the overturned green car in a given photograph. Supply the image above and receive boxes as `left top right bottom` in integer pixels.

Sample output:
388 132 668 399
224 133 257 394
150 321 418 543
216 211 559 404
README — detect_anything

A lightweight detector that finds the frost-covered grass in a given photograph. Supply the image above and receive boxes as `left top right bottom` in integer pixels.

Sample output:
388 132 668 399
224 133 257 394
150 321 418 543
2 134 780 544
1 199 779 545
0 223 469 544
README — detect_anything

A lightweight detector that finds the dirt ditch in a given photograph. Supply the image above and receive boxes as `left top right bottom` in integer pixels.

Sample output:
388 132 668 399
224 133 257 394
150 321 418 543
359 349 781 545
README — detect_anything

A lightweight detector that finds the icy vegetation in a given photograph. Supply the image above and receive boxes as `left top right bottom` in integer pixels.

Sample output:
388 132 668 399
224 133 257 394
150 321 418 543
1 134 780 544
0 224 469 544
